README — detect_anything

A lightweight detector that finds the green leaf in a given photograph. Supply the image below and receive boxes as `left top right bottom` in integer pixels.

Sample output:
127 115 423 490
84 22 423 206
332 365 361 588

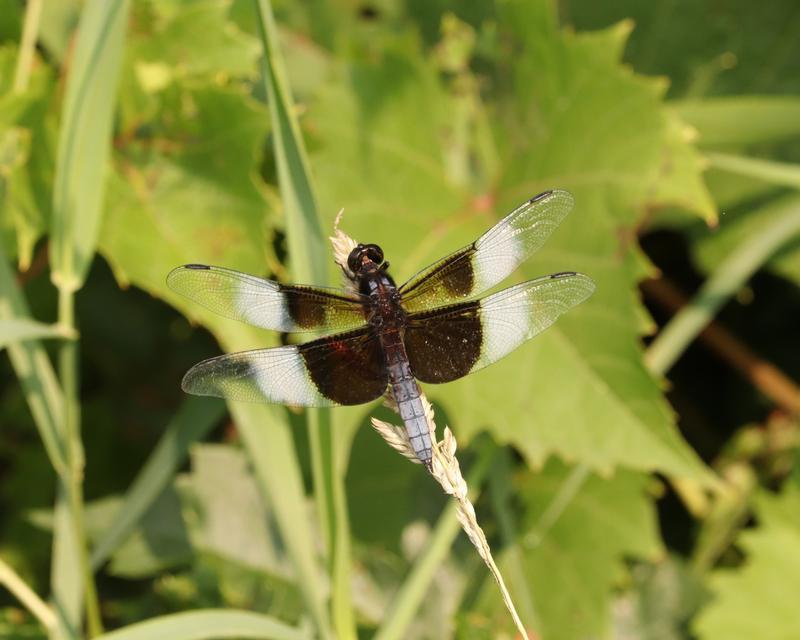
475 461 662 640
50 0 131 292
693 484 800 640
650 110 717 224
129 0 259 79
99 84 273 293
176 444 288 574
93 610 310 640
84 491 191 579
307 21 708 479
0 318 73 349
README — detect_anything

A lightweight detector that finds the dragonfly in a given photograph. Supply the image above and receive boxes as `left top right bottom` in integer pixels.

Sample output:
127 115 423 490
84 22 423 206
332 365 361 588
168 189 595 467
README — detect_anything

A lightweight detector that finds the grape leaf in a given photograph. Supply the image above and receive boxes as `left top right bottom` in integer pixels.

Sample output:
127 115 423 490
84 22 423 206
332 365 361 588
98 83 274 313
307 20 709 478
175 444 288 575
693 483 800 640
473 461 661 640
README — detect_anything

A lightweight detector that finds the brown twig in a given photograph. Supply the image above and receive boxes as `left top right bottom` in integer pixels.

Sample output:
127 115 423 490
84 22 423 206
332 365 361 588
641 277 800 415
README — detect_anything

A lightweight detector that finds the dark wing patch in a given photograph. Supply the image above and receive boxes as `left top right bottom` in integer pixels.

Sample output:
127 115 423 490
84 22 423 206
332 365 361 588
300 329 388 405
404 301 483 383
181 327 388 406
405 272 595 384
167 264 369 333
398 190 574 313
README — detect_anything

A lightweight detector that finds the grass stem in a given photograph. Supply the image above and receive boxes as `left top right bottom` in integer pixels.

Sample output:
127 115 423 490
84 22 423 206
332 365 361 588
375 442 497 640
0 556 57 631
57 287 102 637
13 0 43 93
645 196 800 376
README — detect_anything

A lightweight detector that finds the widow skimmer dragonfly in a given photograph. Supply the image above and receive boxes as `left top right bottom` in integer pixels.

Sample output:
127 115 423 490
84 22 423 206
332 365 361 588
168 189 595 467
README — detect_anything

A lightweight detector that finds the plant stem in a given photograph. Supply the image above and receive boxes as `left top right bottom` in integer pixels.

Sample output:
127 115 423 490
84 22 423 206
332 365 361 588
524 464 590 549
0 556 57 631
57 287 102 637
13 0 43 93
707 151 800 189
489 451 539 629
642 277 800 414
645 196 800 376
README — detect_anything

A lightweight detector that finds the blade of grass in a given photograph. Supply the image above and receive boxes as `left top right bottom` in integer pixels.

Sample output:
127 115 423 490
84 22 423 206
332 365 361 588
90 397 224 569
252 1 354 636
523 464 590 548
0 247 65 475
50 0 130 292
0 556 57 633
375 441 498 640
645 194 800 375
706 151 800 189
53 288 100 637
0 318 76 348
49 1 131 636
231 402 331 638
0 254 78 640
12 0 43 93
488 450 539 629
674 96 800 147
92 610 310 640
50 487 82 640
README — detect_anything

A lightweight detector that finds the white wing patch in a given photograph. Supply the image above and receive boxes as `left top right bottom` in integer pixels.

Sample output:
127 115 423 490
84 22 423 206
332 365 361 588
181 346 331 407
478 272 595 370
472 190 575 293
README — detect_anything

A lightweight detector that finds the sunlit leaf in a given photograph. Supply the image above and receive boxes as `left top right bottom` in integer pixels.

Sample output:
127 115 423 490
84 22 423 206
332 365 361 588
307 21 709 479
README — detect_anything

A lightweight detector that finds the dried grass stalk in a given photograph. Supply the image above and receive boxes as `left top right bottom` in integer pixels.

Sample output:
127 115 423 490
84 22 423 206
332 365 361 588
331 218 529 639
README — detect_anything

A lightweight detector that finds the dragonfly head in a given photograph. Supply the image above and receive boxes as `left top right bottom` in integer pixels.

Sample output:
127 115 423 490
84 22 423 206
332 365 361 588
347 243 385 276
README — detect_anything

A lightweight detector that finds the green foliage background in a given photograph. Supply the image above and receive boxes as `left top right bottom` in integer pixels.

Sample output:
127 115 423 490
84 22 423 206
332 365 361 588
1 0 799 639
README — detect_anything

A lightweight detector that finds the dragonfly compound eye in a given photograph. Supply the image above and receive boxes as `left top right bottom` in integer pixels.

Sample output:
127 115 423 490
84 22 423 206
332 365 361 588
363 244 384 265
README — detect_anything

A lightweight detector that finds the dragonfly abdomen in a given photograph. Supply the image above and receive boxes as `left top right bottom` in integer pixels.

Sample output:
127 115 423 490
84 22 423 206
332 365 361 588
383 331 433 466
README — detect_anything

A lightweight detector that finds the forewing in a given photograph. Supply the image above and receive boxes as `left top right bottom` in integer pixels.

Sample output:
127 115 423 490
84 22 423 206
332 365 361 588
405 272 595 383
182 327 388 406
399 190 574 312
168 264 369 333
